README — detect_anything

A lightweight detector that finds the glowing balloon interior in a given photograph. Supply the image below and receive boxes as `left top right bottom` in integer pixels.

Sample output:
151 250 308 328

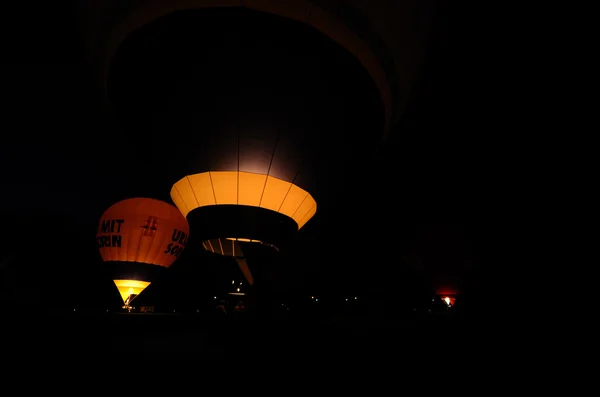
200 237 275 287
113 280 151 306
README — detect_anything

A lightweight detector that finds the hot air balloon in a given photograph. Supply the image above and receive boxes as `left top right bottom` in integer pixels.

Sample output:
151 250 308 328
77 1 436 296
96 198 190 309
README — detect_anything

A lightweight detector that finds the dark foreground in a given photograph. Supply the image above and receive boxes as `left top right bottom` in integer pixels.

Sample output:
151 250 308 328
4 307 512 361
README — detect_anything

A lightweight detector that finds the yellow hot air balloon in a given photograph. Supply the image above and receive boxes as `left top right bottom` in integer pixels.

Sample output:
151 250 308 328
96 197 189 309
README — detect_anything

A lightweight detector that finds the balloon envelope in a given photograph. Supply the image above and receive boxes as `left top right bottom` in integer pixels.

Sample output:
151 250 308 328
96 197 190 306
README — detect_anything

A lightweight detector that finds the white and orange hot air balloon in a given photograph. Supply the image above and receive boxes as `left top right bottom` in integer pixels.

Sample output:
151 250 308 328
96 197 189 308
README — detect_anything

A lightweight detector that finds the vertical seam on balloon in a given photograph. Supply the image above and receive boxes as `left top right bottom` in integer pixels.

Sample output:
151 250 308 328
286 149 309 213
147 205 171 267
146 233 160 267
187 176 200 209
133 199 144 264
144 200 159 265
142 201 154 265
258 126 282 208
277 182 294 213
266 123 282 178
258 174 269 209
208 171 218 205
290 153 306 196
297 202 316 229
291 192 309 220
173 184 189 217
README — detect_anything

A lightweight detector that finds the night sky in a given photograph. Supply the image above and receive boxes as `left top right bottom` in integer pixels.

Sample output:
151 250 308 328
0 1 511 314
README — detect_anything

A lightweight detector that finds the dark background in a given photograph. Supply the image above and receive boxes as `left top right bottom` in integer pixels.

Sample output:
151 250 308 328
0 1 520 321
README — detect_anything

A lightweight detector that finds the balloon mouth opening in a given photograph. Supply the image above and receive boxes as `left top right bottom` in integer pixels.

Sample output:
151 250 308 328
113 279 151 308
